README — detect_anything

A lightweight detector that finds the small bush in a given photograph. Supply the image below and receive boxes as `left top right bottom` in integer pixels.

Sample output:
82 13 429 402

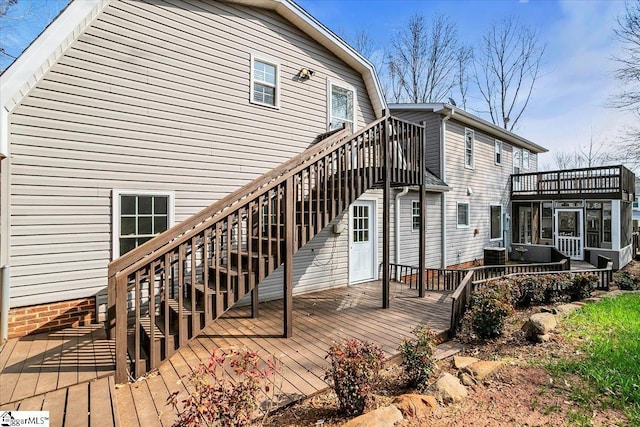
325 338 385 416
470 281 514 339
568 273 598 301
614 270 640 290
510 276 547 308
399 325 438 391
168 347 280 427
543 273 573 304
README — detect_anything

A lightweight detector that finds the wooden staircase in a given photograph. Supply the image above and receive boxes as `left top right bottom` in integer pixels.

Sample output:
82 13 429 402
106 116 425 383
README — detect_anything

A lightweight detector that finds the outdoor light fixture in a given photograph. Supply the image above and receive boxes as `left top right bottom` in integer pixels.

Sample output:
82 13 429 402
467 187 473 195
299 68 315 79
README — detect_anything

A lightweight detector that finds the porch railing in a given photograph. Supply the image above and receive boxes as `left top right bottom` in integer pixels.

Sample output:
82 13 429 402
511 165 635 200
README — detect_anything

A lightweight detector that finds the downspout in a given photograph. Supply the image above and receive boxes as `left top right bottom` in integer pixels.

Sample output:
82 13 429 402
395 186 409 263
0 266 9 344
440 108 454 268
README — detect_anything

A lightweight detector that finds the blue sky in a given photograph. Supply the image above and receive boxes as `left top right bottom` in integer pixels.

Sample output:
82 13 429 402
1 0 635 170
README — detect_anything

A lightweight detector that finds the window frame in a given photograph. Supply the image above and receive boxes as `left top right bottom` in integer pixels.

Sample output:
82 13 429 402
489 204 503 241
411 200 420 232
250 54 280 109
522 149 530 170
112 189 175 259
457 202 470 228
464 128 475 169
540 201 553 240
494 139 503 166
327 79 356 132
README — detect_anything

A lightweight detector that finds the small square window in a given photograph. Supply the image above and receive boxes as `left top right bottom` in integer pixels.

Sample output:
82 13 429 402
457 202 470 228
412 200 420 232
251 57 279 108
464 128 474 169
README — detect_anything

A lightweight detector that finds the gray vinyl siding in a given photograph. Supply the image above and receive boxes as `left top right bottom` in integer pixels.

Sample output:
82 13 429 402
444 120 515 266
8 0 376 307
397 192 442 268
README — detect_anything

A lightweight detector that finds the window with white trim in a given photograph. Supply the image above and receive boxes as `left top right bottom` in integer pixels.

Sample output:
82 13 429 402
457 202 470 228
113 191 174 258
513 147 522 183
412 200 420 232
522 149 530 170
490 205 502 240
494 140 503 165
464 128 474 169
250 56 279 108
329 81 355 132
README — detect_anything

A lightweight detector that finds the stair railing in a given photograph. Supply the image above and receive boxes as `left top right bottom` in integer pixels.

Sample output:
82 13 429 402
107 115 424 382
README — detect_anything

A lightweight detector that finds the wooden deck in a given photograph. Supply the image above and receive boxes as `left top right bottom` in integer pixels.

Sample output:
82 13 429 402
0 281 451 426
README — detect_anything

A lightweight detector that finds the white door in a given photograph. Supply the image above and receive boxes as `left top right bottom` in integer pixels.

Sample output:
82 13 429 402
349 201 376 283
555 209 584 260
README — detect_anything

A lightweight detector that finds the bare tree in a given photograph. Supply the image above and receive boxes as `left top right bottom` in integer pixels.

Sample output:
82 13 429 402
456 46 473 109
474 17 546 131
387 13 466 103
548 131 610 170
611 0 640 167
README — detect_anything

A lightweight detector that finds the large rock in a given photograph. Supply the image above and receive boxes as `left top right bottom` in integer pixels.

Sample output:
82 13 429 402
553 303 582 316
522 312 557 338
341 405 403 427
466 360 503 381
434 372 468 404
393 394 438 419
453 356 479 370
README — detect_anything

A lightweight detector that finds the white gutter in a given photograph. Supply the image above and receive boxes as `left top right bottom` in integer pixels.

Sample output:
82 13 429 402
395 187 409 263
440 109 454 268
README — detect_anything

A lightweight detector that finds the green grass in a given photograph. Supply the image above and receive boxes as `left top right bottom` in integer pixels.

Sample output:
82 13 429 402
549 293 640 425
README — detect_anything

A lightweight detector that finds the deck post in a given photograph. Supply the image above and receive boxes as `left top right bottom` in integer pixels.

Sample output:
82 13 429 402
106 275 116 339
418 125 426 298
251 286 259 318
382 117 390 309
284 178 294 337
114 276 128 383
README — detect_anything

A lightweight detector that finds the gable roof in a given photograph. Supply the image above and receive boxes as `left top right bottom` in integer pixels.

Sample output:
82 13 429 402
0 0 386 158
388 103 548 154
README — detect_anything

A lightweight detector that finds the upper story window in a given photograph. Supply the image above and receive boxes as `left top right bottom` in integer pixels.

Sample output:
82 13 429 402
464 128 474 169
513 147 521 175
522 149 530 170
495 140 503 165
457 202 470 228
251 55 280 108
113 190 174 258
412 201 420 232
329 80 355 132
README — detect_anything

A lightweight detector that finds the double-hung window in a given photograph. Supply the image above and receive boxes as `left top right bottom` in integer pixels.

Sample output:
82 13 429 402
113 191 174 258
251 55 279 108
490 205 502 240
494 140 503 165
457 202 470 228
522 149 530 170
464 128 474 169
329 81 355 132
412 201 420 232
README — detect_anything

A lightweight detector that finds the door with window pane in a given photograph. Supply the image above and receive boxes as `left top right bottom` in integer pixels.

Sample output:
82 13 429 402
349 201 375 283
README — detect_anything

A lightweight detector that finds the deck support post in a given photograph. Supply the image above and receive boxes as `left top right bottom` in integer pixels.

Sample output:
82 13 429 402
418 122 426 298
106 275 116 339
284 177 294 337
251 286 259 318
382 117 390 309
114 276 128 384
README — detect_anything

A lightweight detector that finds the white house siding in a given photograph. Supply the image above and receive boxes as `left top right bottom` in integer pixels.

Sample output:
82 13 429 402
397 191 442 268
8 0 377 308
443 120 525 266
388 111 441 176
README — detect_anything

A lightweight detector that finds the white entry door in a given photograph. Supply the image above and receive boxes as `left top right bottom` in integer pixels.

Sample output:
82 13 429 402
555 209 584 260
349 201 376 283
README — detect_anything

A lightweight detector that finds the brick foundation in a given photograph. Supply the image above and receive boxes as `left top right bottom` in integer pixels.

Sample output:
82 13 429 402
8 298 96 338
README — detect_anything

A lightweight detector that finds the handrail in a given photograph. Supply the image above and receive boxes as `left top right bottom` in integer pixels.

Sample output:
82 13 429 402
108 123 357 278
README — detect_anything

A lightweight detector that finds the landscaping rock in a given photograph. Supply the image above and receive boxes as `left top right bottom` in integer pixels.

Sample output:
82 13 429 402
583 297 601 304
522 312 557 339
458 371 476 387
434 372 468 404
467 360 503 381
553 303 581 316
536 334 551 343
453 356 479 370
341 405 403 427
393 394 438 419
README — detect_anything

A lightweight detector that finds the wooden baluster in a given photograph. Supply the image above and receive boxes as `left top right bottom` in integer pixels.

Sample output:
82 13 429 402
276 187 282 265
203 231 210 322
149 263 157 369
134 270 141 376
191 236 197 334
226 218 233 307
178 245 186 345
214 223 222 316
236 209 244 297
163 253 171 356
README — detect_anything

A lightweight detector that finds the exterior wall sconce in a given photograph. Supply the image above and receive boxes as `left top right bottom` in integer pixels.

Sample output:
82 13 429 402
299 68 315 79
467 187 473 196
474 228 480 236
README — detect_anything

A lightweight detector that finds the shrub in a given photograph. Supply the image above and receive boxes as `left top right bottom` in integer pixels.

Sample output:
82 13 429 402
325 338 385 416
510 276 547 308
568 273 598 301
399 325 438 391
469 281 514 339
168 347 280 427
614 270 640 290
543 273 573 304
